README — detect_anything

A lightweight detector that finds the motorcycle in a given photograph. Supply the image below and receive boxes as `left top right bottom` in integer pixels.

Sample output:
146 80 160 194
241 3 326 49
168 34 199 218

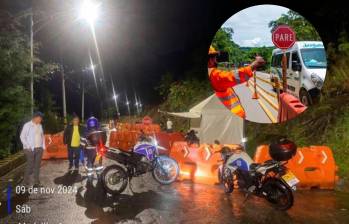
218 138 299 210
101 135 179 195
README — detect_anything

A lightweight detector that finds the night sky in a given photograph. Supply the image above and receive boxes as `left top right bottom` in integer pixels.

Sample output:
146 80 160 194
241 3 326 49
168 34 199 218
1 0 348 117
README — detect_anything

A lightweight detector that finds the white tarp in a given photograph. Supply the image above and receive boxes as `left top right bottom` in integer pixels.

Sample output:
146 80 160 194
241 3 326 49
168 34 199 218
167 94 244 144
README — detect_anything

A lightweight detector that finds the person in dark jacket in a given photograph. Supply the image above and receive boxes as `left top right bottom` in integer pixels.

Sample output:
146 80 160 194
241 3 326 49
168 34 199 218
80 116 105 178
63 115 85 171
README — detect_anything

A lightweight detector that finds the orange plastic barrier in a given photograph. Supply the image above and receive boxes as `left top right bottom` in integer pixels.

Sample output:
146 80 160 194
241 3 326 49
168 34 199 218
155 132 184 151
116 122 161 134
278 93 307 122
142 116 153 125
170 143 241 185
254 145 339 189
43 132 67 159
109 130 139 151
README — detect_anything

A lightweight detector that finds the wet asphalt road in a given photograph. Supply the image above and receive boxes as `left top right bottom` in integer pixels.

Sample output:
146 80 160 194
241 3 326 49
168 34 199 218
1 159 349 224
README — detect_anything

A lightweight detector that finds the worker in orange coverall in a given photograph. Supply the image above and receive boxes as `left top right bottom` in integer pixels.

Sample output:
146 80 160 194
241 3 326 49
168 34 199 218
208 46 265 118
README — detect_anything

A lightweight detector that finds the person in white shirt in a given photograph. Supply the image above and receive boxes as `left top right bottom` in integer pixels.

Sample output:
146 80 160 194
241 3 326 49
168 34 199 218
20 112 45 187
166 118 173 133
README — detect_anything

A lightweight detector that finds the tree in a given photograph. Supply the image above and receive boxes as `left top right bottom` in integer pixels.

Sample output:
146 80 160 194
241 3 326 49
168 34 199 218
211 28 246 63
243 47 274 69
0 12 55 158
156 72 174 99
269 10 321 41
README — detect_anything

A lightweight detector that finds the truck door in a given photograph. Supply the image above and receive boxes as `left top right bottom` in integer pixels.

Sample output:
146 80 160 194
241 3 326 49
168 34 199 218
287 51 301 97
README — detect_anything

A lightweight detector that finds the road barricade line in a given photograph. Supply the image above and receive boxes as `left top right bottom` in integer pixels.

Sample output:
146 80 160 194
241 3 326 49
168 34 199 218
256 75 274 86
247 84 277 123
249 80 279 111
255 81 277 98
256 75 284 90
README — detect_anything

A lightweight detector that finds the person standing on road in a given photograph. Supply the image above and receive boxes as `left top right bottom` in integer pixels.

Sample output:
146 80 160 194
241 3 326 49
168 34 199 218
63 115 85 171
20 112 45 188
80 116 105 178
208 45 265 118
166 118 173 133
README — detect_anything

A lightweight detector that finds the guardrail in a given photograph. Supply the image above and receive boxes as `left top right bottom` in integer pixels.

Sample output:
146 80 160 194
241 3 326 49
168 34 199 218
248 72 280 123
248 72 306 123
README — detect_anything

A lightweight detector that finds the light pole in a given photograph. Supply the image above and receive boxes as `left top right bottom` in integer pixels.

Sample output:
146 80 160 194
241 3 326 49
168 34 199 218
61 64 67 125
30 11 34 115
81 77 85 122
81 64 95 122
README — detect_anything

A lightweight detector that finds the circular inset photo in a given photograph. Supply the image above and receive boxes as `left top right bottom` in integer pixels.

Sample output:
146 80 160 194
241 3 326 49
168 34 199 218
208 5 327 123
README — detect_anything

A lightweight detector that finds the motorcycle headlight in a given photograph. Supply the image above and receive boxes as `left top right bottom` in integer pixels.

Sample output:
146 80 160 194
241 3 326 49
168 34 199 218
153 139 158 147
140 156 148 163
310 73 323 89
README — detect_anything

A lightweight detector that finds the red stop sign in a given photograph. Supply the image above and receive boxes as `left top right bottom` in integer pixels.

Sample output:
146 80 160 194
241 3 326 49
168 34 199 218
272 25 296 49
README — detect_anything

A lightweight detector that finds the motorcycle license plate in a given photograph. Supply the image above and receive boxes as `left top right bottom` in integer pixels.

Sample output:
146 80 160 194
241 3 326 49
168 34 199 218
282 171 299 187
96 154 101 161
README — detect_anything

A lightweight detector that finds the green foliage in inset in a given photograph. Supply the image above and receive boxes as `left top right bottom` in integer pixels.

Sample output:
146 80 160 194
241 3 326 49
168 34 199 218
269 10 321 41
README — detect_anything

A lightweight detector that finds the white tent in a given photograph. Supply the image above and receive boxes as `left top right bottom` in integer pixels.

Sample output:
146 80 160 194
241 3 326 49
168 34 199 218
167 94 244 144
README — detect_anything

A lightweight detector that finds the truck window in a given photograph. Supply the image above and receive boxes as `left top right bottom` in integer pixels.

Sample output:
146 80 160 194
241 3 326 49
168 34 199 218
300 48 327 68
276 54 282 67
291 52 300 63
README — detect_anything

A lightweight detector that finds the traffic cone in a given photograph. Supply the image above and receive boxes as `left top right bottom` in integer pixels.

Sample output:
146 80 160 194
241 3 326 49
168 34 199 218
252 91 259 99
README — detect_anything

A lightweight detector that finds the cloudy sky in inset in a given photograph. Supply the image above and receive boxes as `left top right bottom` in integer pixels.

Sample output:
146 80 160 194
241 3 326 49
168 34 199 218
222 5 289 47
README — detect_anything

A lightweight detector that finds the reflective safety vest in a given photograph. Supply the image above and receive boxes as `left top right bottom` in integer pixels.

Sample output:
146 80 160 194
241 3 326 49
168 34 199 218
208 66 253 118
215 88 246 118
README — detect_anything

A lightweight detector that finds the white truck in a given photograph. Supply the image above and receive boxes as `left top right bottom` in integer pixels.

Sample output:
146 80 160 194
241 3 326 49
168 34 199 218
270 41 327 105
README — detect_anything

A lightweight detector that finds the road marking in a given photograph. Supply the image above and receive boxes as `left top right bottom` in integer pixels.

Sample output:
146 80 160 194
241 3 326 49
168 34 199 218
249 80 279 111
247 84 277 123
255 81 277 98
256 74 284 90
256 75 274 85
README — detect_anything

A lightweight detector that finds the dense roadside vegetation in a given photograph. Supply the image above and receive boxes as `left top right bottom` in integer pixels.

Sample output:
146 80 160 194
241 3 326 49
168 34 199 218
0 12 56 159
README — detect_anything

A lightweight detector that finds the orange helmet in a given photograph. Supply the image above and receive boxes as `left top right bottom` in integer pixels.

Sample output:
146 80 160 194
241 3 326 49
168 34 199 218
208 45 219 55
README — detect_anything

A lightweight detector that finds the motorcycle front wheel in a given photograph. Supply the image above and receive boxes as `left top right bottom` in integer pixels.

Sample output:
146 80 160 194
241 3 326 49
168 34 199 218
262 178 294 210
101 165 128 195
152 156 179 185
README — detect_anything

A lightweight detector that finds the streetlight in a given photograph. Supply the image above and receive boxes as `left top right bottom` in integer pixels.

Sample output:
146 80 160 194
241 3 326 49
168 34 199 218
78 0 100 25
81 63 96 122
18 1 101 117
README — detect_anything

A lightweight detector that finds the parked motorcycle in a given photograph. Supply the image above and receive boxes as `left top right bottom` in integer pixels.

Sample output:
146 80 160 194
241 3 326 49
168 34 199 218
101 135 179 195
218 138 299 210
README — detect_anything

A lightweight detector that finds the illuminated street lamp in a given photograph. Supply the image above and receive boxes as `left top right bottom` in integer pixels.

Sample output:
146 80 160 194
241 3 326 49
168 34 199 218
78 0 100 25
